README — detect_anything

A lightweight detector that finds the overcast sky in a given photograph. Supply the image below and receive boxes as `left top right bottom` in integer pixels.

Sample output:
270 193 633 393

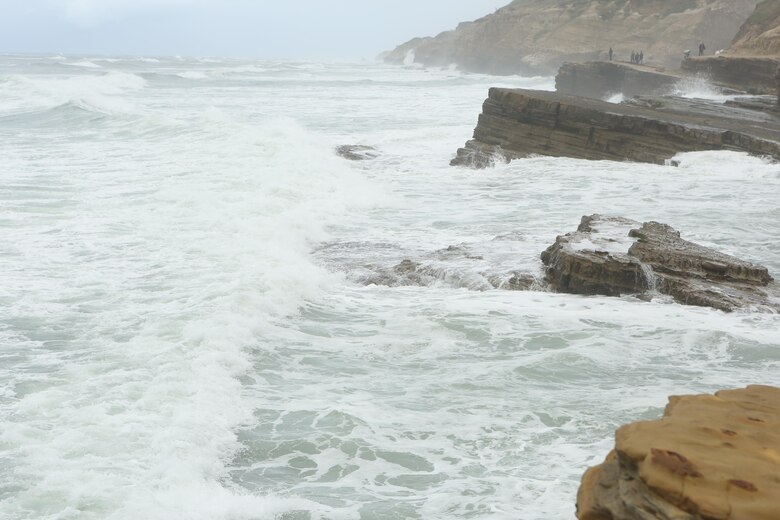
0 0 510 59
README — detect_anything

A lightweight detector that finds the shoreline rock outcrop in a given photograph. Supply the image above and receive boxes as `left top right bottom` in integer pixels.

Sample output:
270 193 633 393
555 62 686 100
451 88 780 167
577 385 780 520
541 215 777 312
681 56 780 94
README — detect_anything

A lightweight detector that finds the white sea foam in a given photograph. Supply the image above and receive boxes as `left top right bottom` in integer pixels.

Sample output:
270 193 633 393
1 56 778 520
178 71 208 80
66 59 102 68
0 71 146 114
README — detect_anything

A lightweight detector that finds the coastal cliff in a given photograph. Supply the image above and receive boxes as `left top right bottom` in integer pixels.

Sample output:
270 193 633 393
384 0 759 75
451 88 780 167
577 386 780 520
729 0 780 56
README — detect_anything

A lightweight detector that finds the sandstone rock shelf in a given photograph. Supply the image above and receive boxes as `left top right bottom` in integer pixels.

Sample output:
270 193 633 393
577 385 780 520
451 88 780 167
541 215 777 312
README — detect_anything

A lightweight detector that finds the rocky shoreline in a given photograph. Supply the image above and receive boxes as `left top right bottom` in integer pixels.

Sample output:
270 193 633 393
382 1 780 517
450 88 780 167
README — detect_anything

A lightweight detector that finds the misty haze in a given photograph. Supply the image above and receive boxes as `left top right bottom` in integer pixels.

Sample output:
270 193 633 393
1 1 779 520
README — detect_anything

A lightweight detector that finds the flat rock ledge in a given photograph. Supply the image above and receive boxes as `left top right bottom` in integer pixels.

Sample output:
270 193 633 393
451 88 780 167
541 215 777 312
577 385 780 520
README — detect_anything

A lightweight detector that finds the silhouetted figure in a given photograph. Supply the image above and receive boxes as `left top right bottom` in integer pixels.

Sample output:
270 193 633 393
699 42 706 56
639 51 644 65
631 51 636 64
609 47 613 61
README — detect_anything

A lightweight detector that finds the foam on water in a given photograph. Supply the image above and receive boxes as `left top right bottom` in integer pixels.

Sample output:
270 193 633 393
0 54 778 520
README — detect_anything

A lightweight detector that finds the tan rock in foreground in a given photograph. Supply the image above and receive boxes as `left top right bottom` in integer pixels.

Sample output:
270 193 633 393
577 385 780 520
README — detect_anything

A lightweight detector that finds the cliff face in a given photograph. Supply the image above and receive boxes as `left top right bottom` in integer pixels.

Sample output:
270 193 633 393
384 0 759 75
729 0 780 56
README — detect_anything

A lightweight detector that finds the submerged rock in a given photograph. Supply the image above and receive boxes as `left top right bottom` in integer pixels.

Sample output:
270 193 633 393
541 215 777 312
360 258 541 292
577 385 780 520
335 145 379 161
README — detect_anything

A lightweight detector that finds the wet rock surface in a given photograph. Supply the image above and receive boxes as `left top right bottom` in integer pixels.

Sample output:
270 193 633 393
315 239 543 292
577 385 780 520
681 56 780 94
541 215 777 312
451 88 780 167
335 145 379 161
555 61 685 100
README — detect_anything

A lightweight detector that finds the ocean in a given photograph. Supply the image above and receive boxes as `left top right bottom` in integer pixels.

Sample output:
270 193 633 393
0 54 778 520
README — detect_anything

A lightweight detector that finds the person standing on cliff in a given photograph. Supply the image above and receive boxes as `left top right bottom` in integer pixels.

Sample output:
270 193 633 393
639 51 644 65
630 51 635 64
699 42 706 56
609 47 613 61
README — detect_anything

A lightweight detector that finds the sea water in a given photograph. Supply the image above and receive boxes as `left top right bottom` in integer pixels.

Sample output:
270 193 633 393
0 54 778 520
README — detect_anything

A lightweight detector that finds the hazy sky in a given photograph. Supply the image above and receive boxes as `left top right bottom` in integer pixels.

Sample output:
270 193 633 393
0 0 510 59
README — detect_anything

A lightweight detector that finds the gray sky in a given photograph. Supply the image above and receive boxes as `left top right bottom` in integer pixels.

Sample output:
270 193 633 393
0 0 510 59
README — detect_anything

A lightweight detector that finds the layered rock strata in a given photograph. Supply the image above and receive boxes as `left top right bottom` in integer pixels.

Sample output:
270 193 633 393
577 385 780 520
540 215 777 312
555 62 685 100
451 88 780 167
